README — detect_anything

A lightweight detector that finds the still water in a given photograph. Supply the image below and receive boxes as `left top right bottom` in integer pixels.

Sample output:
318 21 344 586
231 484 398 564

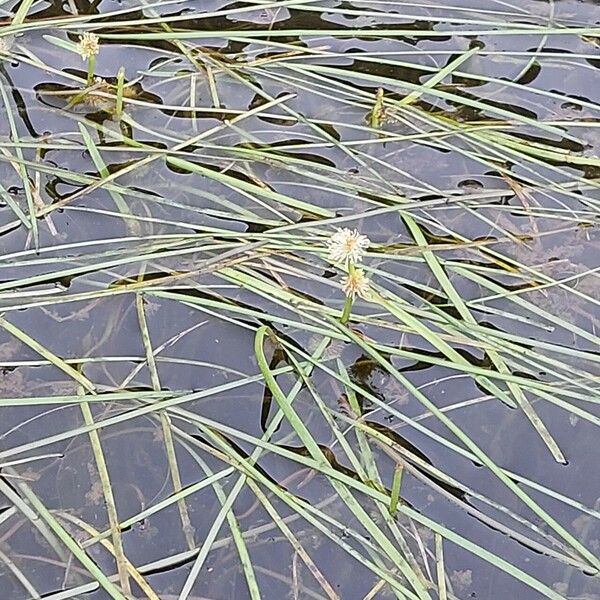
0 0 599 599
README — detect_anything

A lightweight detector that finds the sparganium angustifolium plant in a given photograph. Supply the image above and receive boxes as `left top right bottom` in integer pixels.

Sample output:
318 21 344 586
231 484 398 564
327 228 371 323
77 32 100 85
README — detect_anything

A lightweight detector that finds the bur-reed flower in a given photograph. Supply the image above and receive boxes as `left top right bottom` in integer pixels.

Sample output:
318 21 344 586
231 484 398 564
77 32 100 60
327 227 370 265
341 269 371 300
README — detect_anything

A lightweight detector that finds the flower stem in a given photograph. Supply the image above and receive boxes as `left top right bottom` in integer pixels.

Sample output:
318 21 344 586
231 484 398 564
340 261 355 324
86 54 95 86
340 295 353 324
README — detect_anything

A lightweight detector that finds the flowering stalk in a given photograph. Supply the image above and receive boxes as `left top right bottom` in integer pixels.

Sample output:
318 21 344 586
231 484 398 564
327 228 371 324
86 53 96 86
340 263 356 324
77 32 100 86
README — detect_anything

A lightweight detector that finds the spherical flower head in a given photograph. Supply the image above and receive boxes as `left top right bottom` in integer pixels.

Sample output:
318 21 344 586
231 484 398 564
77 32 100 60
341 269 370 300
327 227 370 265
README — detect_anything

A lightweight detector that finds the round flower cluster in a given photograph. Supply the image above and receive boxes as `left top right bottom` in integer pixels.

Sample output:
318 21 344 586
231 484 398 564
327 227 370 266
77 32 100 60
327 227 371 300
341 269 370 300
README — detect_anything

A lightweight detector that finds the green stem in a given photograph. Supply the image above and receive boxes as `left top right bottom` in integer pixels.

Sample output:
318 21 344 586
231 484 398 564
86 54 96 85
340 295 353 324
340 261 355 324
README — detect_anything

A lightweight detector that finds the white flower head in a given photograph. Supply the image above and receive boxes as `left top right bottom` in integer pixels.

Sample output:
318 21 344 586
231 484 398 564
0 37 9 54
327 227 370 265
77 32 100 60
341 269 371 300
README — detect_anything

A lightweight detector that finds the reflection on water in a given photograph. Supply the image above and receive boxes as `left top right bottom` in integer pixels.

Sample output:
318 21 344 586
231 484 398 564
0 0 599 598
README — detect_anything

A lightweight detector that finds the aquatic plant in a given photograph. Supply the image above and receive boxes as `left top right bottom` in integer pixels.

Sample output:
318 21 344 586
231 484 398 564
328 228 372 322
76 31 100 85
0 1 598 599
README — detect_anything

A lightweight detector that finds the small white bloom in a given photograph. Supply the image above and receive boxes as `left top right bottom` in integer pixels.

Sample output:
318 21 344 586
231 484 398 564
77 32 100 60
341 269 370 299
327 227 370 265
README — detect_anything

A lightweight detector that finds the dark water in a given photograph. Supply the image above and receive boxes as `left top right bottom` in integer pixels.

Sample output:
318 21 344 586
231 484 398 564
0 0 599 599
